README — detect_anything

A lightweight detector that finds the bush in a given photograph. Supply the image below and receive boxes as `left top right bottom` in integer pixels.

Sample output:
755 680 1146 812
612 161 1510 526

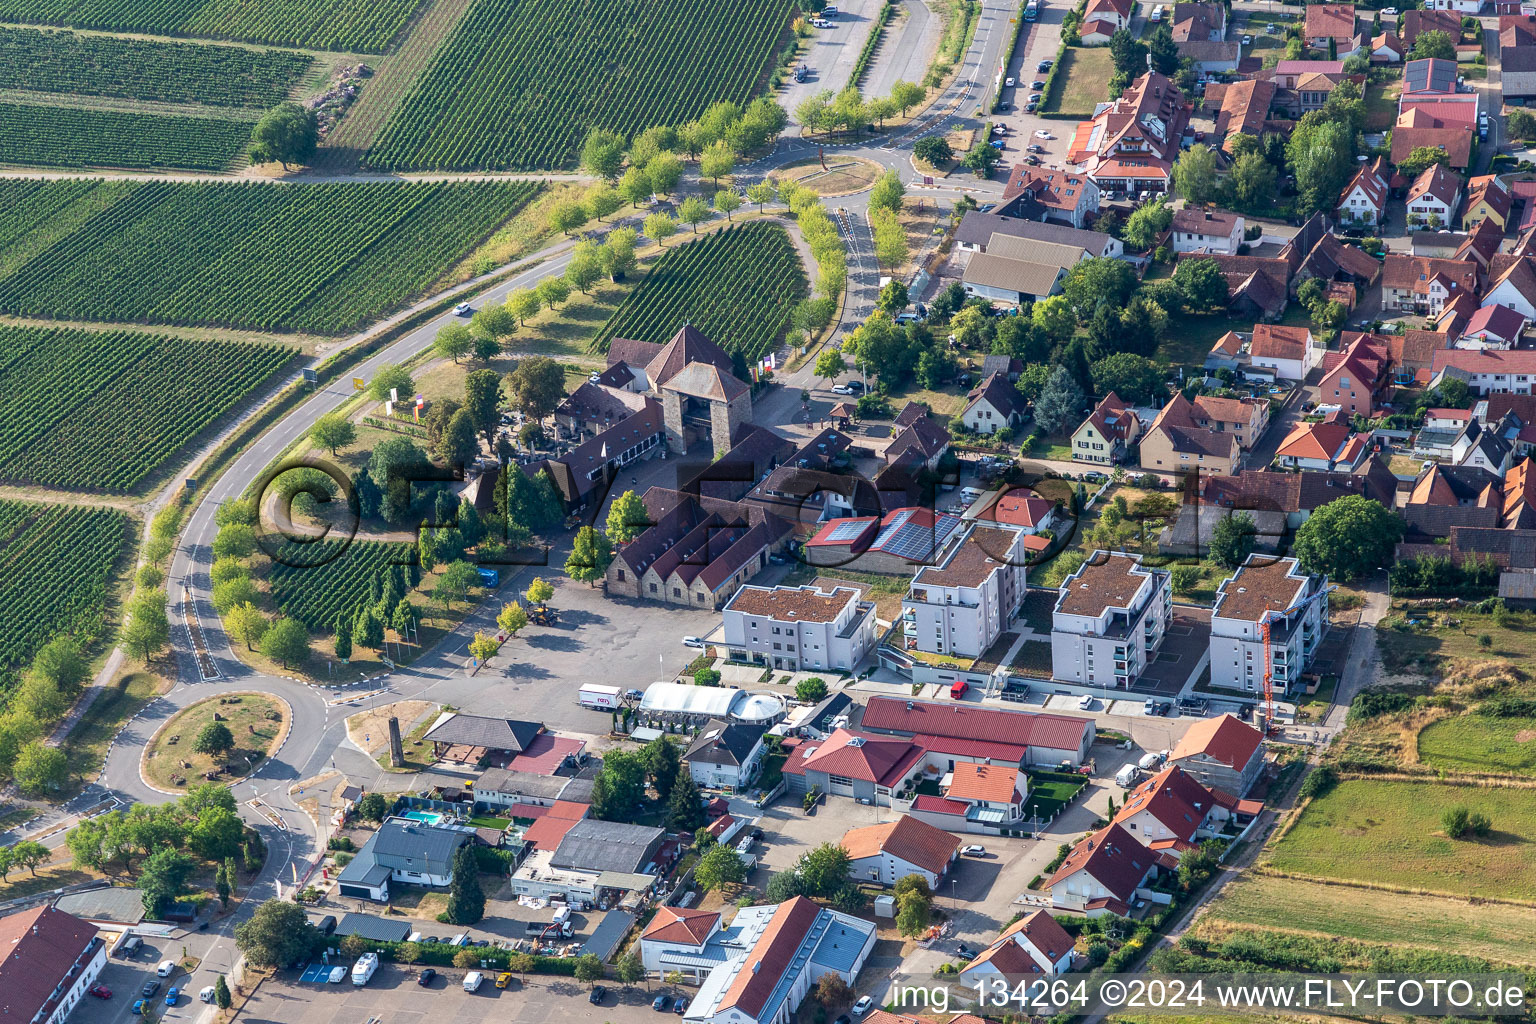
1346 690 1414 724
1086 941 1110 966
1298 765 1337 800
327 836 355 852
1443 805 1471 839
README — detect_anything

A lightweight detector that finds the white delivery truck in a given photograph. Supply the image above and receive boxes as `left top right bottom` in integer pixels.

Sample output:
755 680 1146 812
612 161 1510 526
463 971 484 992
1115 764 1140 788
579 684 624 711
351 952 379 987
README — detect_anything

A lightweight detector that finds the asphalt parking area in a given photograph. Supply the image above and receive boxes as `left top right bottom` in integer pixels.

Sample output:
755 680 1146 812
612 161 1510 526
240 966 664 1024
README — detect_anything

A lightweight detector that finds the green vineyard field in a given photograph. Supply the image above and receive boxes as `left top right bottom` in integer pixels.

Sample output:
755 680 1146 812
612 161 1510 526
267 539 415 631
590 222 807 362
367 0 794 171
0 101 253 170
0 27 312 107
0 0 425 52
0 326 296 491
0 179 540 333
0 500 131 688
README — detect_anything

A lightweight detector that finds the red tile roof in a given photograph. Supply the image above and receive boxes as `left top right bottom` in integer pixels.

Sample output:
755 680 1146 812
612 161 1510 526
1276 420 1353 462
0 906 99 1024
962 937 1044 977
911 794 971 816
1406 162 1462 209
947 762 1023 803
1433 348 1536 376
800 729 925 786
1112 765 1219 842
979 490 1057 528
997 909 1076 963
642 906 720 946
1390 126 1474 169
1169 713 1264 770
1305 2 1356 40
719 897 822 1016
1249 323 1312 360
842 815 960 875
1045 823 1154 902
861 697 1092 753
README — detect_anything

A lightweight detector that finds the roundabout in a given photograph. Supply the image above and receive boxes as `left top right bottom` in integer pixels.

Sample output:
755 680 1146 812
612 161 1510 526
141 692 291 794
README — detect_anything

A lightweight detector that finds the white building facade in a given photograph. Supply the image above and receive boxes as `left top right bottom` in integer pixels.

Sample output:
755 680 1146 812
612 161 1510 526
1051 551 1172 688
1209 555 1329 694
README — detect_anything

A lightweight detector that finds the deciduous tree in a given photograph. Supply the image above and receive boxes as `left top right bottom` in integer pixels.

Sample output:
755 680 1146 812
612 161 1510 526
310 413 357 454
249 102 317 168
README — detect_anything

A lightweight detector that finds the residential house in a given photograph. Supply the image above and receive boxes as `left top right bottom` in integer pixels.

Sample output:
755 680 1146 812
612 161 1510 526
858 696 1097 767
1390 125 1475 172
1503 46 1536 103
1051 550 1173 688
1139 392 1243 475
981 354 1025 382
1190 394 1270 449
1171 208 1244 254
1381 254 1479 313
841 815 960 887
1178 39 1243 74
1248 323 1320 381
804 507 963 575
1112 766 1237 857
721 584 878 673
1275 418 1371 471
1400 8 1464 47
962 236 1087 304
1045 823 1157 916
1080 0 1133 43
1482 256 1536 319
1271 59 1346 88
1209 554 1329 694
512 818 669 903
1403 56 1461 98
1499 15 1536 50
1204 79 1277 152
1201 254 1290 321
1071 392 1143 465
1462 174 1512 230
1287 231 1384 296
903 523 1028 659
782 728 932 806
962 373 1030 434
998 166 1103 228
682 898 876 1024
1068 72 1190 194
1305 3 1358 50
1432 349 1536 394
1424 0 1484 15
958 210 1123 257
1336 157 1390 227
1199 455 1403 530
1460 304 1529 349
1406 163 1464 229
970 487 1064 537
1371 31 1406 62
639 907 723 981
1317 334 1392 414
685 719 769 790
1167 713 1266 795
1455 218 1506 273
1169 1 1225 40
960 911 1076 983
337 817 473 901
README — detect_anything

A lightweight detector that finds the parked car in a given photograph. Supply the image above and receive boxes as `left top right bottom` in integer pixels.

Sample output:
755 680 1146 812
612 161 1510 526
1382 5 1397 12
1144 698 1157 715
496 972 514 989
1079 694 1096 710
1005 76 1015 87
653 995 673 1012
681 636 705 649
132 1001 147 1015
1241 33 1252 43
1036 59 1053 71
1033 130 1052 139
156 961 176 977
89 986 112 999
418 969 437 987
199 987 216 1004
328 966 346 983
590 986 608 1005
165 987 180 1007
141 982 160 999
831 383 855 395
961 844 986 856
675 998 690 1014
846 380 864 392
956 944 976 959
453 302 472 316
1025 156 1041 165
1031 81 1045 90
1027 144 1045 153
852 997 875 1016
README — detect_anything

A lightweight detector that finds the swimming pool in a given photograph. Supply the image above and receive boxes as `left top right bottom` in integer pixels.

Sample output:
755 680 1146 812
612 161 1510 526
399 810 446 825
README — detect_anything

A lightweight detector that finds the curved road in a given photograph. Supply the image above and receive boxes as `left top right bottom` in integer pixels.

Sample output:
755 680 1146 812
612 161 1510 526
19 0 1023 1008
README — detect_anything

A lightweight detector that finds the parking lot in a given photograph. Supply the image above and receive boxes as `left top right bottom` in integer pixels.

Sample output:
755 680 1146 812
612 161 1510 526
72 933 229 1024
238 966 668 1024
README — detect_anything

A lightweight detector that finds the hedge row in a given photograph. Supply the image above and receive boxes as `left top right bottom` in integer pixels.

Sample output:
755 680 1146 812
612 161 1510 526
346 937 581 974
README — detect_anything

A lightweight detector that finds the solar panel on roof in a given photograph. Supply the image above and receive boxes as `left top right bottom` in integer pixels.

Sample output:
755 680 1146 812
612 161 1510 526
824 519 870 542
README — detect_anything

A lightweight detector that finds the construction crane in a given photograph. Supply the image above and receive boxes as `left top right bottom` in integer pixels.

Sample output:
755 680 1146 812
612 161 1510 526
1259 613 1276 735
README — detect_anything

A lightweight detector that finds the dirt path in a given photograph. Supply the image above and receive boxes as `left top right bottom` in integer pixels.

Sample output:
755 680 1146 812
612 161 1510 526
314 0 477 172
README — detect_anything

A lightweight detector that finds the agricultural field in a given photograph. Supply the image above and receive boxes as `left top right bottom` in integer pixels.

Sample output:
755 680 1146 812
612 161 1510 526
267 538 416 631
1199 873 1536 968
0 179 540 333
0 27 312 106
1268 779 1536 899
0 326 295 491
0 101 254 170
589 222 807 362
0 500 131 688
0 0 426 52
366 0 794 170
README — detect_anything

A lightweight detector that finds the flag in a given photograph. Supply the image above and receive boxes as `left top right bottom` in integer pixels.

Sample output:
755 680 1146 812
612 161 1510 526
600 442 608 458
390 387 399 402
752 366 759 382
766 352 776 370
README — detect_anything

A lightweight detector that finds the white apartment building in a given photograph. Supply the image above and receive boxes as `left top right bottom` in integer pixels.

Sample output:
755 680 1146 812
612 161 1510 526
1051 551 1172 687
722 584 878 672
1209 554 1328 694
902 524 1027 659
0 906 107 1024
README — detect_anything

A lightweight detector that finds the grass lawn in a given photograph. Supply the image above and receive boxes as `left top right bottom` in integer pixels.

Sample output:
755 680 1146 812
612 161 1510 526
1023 770 1088 819
1200 872 1536 968
780 157 883 195
1268 779 1536 899
468 815 511 829
1377 605 1536 674
1009 639 1053 678
780 564 909 621
143 693 287 791
1019 589 1058 633
1365 76 1402 132
1293 673 1337 723
1418 715 1536 776
1040 46 1112 117
1023 436 1072 460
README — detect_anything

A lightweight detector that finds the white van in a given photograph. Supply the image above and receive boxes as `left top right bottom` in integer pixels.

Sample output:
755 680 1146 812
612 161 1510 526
960 486 984 505
156 960 176 977
464 971 484 993
1115 764 1140 788
1149 4 1164 20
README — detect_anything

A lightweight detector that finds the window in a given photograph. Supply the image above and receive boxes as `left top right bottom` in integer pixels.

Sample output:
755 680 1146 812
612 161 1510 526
617 570 625 581
649 583 658 594
672 587 681 597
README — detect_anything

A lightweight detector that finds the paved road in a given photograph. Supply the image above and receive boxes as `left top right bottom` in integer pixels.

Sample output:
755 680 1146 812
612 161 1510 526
868 0 937 98
779 0 892 121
